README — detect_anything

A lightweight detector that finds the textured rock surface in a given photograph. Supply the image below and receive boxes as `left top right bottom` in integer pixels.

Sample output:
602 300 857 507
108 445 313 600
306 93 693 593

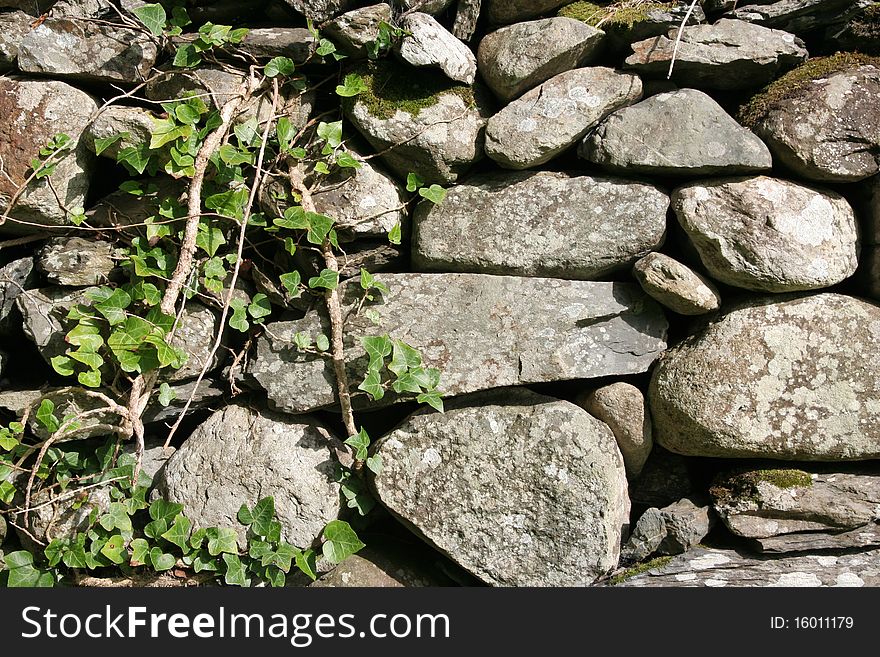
731 0 863 35
397 13 477 84
0 10 31 69
325 4 392 57
753 64 880 182
581 89 772 177
624 19 807 90
38 237 116 287
578 382 653 478
476 18 606 102
282 0 358 21
622 498 713 561
486 0 570 25
0 257 33 323
155 405 341 548
84 105 155 160
311 545 451 587
754 523 880 552
485 68 642 169
672 176 860 292
371 389 630 586
613 546 880 586
248 274 668 413
633 253 721 315
650 293 880 460
413 171 668 278
0 78 97 233
18 18 159 83
235 28 315 62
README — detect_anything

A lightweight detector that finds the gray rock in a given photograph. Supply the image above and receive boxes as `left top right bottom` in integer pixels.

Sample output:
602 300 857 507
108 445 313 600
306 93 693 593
754 523 880 552
52 0 114 18
586 2 707 51
18 18 158 83
396 13 477 84
672 176 860 293
345 64 491 184
311 544 451 587
650 293 880 460
485 67 642 169
122 436 175 483
633 253 721 316
325 4 393 58
394 0 454 13
0 10 32 70
580 89 772 177
84 106 155 160
155 404 342 548
165 302 226 383
282 0 358 21
476 18 606 102
711 467 880 538
621 507 666 562
371 389 630 586
412 171 668 278
0 257 33 323
754 64 880 183
629 448 694 508
579 382 653 479
731 0 867 36
624 19 807 90
486 0 571 25
658 497 713 555
0 386 119 441
247 274 668 413
89 176 184 229
140 377 227 425
236 28 315 62
15 486 112 547
453 0 482 41
612 546 880 586
0 79 97 234
38 237 116 287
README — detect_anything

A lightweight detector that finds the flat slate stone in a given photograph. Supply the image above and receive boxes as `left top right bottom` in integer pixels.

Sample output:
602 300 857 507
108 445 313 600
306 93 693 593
247 273 668 413
371 389 630 586
396 12 477 84
412 171 668 278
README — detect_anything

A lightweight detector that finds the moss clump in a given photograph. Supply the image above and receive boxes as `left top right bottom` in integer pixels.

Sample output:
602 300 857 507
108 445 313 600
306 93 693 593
558 1 674 29
348 61 475 120
710 468 813 506
609 555 673 585
738 52 880 127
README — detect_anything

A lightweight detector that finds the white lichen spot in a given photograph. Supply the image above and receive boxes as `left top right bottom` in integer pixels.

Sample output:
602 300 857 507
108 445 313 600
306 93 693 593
704 578 728 587
517 117 537 133
421 447 442 467
768 572 822 587
834 572 864 587
689 552 731 570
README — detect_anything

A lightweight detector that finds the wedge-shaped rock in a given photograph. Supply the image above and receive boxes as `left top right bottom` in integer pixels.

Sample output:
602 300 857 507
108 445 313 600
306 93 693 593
396 12 477 84
247 274 669 413
672 176 860 292
18 18 158 83
485 68 641 169
413 171 667 278
649 293 880 460
580 89 772 177
633 253 721 316
325 4 393 58
371 389 630 586
154 405 342 548
477 17 606 102
624 19 807 90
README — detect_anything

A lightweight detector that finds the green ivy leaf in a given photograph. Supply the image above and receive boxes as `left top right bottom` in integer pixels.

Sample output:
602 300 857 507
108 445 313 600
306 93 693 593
321 520 365 564
50 355 76 377
116 143 153 175
219 143 253 166
335 73 367 97
3 551 54 588
308 269 339 291
361 335 392 372
133 3 166 36
389 340 422 376
417 390 445 412
94 133 125 156
36 399 59 433
406 172 424 193
344 427 370 461
316 121 342 149
248 293 272 320
173 43 202 68
207 527 238 556
366 454 383 475
315 333 330 352
93 287 133 325
265 56 295 78
205 188 248 221
419 184 447 204
335 151 361 169
387 222 402 246
222 553 250 586
149 498 184 524
358 369 384 401
306 212 335 245
77 369 102 388
100 502 133 533
234 118 260 148
238 496 275 537
229 298 249 332
149 117 191 150
161 514 193 551
292 331 311 350
279 271 301 297
276 116 295 153
130 538 150 565
100 534 127 565
295 548 318 581
149 547 176 572
158 382 176 406
196 221 226 256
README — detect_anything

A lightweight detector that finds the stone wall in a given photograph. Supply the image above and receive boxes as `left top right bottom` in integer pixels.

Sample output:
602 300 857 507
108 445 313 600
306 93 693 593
1 0 879 587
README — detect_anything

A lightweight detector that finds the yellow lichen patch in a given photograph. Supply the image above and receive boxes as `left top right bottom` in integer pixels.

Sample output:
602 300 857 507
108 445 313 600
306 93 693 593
738 52 880 127
558 1 675 29
710 468 813 505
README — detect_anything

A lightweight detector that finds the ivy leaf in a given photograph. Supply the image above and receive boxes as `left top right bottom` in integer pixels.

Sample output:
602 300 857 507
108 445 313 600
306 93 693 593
51 355 76 377
406 172 424 193
77 369 102 388
335 151 361 169
276 116 295 153
222 553 250 586
316 121 342 150
93 287 133 325
207 527 238 556
173 43 202 68
161 514 193 551
100 534 127 565
130 538 150 566
389 340 422 376
419 184 447 204
292 332 311 350
417 390 445 412
36 399 60 433
116 143 153 175
3 551 54 588
174 103 201 125
321 520 365 564
158 382 176 406
274 206 309 230
99 502 133 533
366 454 383 475
316 38 336 56
248 293 272 320
335 73 367 97
94 133 125 156
308 269 338 290
279 271 301 297
205 188 248 221
344 427 370 461
234 118 260 148
229 298 250 332
133 3 166 36
192 551 218 573
149 547 176 572
265 56 295 78
295 548 317 581
361 335 392 372
306 212 334 245
219 143 253 166
196 221 226 257
238 497 275 537
149 117 191 150
315 333 330 352
357 369 384 401
149 498 184 524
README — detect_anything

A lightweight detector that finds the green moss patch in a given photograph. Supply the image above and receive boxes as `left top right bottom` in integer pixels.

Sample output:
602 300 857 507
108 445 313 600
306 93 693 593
738 52 880 127
710 468 813 506
609 555 673 585
347 61 475 120
558 1 674 29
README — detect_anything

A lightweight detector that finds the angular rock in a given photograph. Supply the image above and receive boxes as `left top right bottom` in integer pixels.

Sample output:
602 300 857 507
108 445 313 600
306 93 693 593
486 0 571 25
396 13 477 84
624 19 807 90
0 79 97 233
89 177 185 229
282 0 358 21
413 171 668 278
325 4 393 58
84 105 155 160
578 382 653 478
621 507 666 563
453 0 482 41
753 64 880 182
247 274 668 413
52 0 114 18
235 28 315 62
0 386 121 440
0 257 33 323
731 0 865 36
123 437 175 483
672 176 860 293
633 253 721 316
629 448 694 508
15 486 112 546
580 89 772 177
476 18 606 102
485 68 642 169
711 467 880 538
163 302 226 382
0 11 32 70
621 497 712 562
18 18 158 84
754 523 880 552
344 63 491 184
38 237 116 287
155 405 342 548
140 377 227 425
371 389 630 586
650 293 880 460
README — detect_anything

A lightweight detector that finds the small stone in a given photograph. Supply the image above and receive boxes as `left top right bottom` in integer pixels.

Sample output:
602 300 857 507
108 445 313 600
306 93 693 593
237 28 315 62
579 382 653 478
310 544 451 587
658 497 713 555
633 253 721 316
0 11 32 70
621 508 666 563
325 4 393 58
38 237 116 287
580 89 772 177
672 176 860 292
453 0 483 41
84 106 155 160
396 13 478 84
